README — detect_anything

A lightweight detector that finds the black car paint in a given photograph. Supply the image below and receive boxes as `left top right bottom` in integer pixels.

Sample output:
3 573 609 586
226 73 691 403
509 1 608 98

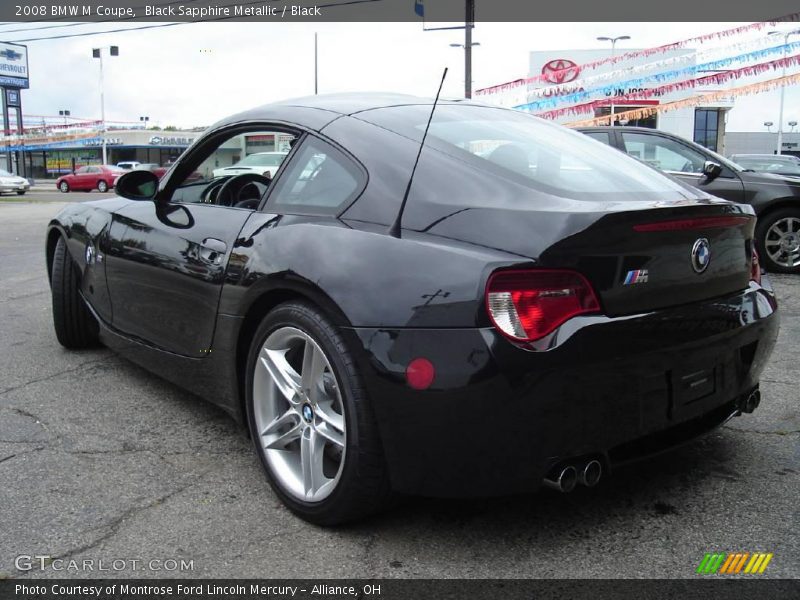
47 95 779 497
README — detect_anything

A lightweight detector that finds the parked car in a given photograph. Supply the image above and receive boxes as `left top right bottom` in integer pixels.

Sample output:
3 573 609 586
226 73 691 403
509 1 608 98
579 127 800 272
134 163 168 179
212 151 287 178
56 165 125 193
0 168 30 195
729 154 800 177
46 95 778 524
116 161 141 170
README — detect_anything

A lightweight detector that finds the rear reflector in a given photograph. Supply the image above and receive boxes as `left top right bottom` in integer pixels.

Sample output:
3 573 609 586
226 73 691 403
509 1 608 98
406 358 435 390
486 270 601 342
633 215 751 232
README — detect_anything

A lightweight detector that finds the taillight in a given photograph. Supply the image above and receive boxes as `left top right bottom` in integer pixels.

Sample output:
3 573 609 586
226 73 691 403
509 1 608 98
486 269 601 342
751 247 762 285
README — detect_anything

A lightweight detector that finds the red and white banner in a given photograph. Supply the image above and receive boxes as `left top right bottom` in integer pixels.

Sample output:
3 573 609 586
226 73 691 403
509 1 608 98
475 14 800 96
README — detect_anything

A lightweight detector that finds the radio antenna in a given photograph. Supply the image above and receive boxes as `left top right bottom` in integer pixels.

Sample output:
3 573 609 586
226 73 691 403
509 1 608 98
388 67 448 238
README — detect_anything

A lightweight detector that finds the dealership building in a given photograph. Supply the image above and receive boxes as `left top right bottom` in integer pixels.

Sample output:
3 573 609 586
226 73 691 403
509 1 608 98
2 128 294 180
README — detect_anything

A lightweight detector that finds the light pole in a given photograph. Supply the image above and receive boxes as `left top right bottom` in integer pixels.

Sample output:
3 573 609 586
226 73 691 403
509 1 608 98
92 45 119 165
597 35 630 125
764 121 774 133
450 40 481 98
58 109 70 127
140 116 149 128
768 29 800 155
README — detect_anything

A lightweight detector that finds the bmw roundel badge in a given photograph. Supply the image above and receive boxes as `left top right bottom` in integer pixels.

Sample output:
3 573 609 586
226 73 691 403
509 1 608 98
691 238 711 273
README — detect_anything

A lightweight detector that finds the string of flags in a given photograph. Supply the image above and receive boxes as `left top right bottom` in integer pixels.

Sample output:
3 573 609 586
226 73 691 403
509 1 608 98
563 71 800 127
475 13 800 96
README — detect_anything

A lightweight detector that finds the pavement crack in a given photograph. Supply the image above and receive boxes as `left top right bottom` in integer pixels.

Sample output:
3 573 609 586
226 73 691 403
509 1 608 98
0 446 45 465
44 471 213 566
0 290 47 304
0 358 112 398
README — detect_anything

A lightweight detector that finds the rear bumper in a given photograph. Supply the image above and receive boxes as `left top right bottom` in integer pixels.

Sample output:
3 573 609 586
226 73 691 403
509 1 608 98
345 282 779 497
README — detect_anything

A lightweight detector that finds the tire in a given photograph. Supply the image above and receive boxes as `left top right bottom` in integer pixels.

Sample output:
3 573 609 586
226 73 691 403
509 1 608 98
97 180 108 193
755 208 800 273
245 301 392 525
59 181 70 193
51 236 99 349
16 191 25 196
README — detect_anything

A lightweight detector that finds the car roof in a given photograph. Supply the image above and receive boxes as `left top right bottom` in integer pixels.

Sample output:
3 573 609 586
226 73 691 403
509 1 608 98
212 92 485 131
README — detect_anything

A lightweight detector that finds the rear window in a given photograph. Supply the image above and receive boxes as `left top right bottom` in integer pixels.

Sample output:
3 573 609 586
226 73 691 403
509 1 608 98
358 104 696 200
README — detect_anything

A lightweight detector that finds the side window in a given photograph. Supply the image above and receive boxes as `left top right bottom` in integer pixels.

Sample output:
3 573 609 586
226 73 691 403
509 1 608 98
75 167 89 175
582 131 611 146
268 137 362 213
169 129 295 205
621 132 706 174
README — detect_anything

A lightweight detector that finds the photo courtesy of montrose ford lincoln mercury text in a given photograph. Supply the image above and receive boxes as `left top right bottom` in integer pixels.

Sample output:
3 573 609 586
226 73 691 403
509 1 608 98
45 94 779 525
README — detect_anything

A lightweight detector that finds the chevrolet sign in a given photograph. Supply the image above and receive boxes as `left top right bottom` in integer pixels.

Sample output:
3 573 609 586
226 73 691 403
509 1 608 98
0 42 29 88
149 136 195 146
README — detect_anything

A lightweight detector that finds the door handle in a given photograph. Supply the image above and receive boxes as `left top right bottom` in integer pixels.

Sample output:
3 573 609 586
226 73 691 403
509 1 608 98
199 238 227 265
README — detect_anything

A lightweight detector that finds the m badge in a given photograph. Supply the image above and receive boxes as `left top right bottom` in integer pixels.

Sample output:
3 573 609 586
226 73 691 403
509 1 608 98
623 269 649 285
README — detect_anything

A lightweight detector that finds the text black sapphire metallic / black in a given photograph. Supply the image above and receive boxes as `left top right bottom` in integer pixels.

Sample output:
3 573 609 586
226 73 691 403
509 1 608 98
45 93 779 525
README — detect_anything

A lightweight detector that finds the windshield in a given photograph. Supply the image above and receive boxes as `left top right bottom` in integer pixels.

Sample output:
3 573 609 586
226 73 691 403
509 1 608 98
734 157 800 175
235 153 286 167
0 169 14 177
360 104 700 200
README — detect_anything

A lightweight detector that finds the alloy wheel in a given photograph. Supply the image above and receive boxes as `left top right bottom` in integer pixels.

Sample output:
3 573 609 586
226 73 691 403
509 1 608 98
252 326 346 502
765 216 800 268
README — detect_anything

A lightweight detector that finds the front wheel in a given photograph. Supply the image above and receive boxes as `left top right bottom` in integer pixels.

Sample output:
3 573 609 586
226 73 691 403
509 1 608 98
59 181 70 193
756 208 800 273
97 180 109 193
51 236 99 348
16 190 25 196
245 301 392 525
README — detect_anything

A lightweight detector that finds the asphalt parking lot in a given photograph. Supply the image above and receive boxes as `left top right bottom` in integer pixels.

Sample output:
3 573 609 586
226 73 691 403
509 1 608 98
1 198 798 580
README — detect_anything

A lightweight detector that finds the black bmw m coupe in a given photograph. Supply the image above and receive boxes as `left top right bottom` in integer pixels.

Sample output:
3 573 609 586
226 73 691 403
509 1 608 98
46 94 779 524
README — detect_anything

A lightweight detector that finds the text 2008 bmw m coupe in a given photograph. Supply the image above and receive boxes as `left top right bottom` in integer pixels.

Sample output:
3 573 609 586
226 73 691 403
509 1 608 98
46 94 778 524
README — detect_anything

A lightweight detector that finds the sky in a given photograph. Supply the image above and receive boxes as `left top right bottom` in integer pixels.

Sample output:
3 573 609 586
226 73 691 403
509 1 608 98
4 20 800 131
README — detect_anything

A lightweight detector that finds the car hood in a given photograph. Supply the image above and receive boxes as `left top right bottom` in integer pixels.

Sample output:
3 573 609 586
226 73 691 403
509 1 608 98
0 176 27 183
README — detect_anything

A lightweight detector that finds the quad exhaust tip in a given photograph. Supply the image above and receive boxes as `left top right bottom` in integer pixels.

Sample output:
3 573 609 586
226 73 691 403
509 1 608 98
578 460 602 488
543 465 578 493
544 460 603 493
742 390 761 414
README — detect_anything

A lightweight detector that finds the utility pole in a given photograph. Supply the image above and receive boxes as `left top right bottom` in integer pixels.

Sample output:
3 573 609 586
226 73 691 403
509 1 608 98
465 0 474 98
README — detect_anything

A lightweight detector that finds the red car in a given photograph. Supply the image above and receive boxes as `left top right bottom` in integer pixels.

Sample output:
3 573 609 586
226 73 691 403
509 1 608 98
56 165 125 193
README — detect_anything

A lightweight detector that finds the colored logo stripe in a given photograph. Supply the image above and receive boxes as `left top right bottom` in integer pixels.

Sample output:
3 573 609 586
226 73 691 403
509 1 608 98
698 552 773 574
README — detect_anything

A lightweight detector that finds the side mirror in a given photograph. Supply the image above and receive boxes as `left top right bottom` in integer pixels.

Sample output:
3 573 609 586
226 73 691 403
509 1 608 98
703 161 723 180
115 169 159 201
